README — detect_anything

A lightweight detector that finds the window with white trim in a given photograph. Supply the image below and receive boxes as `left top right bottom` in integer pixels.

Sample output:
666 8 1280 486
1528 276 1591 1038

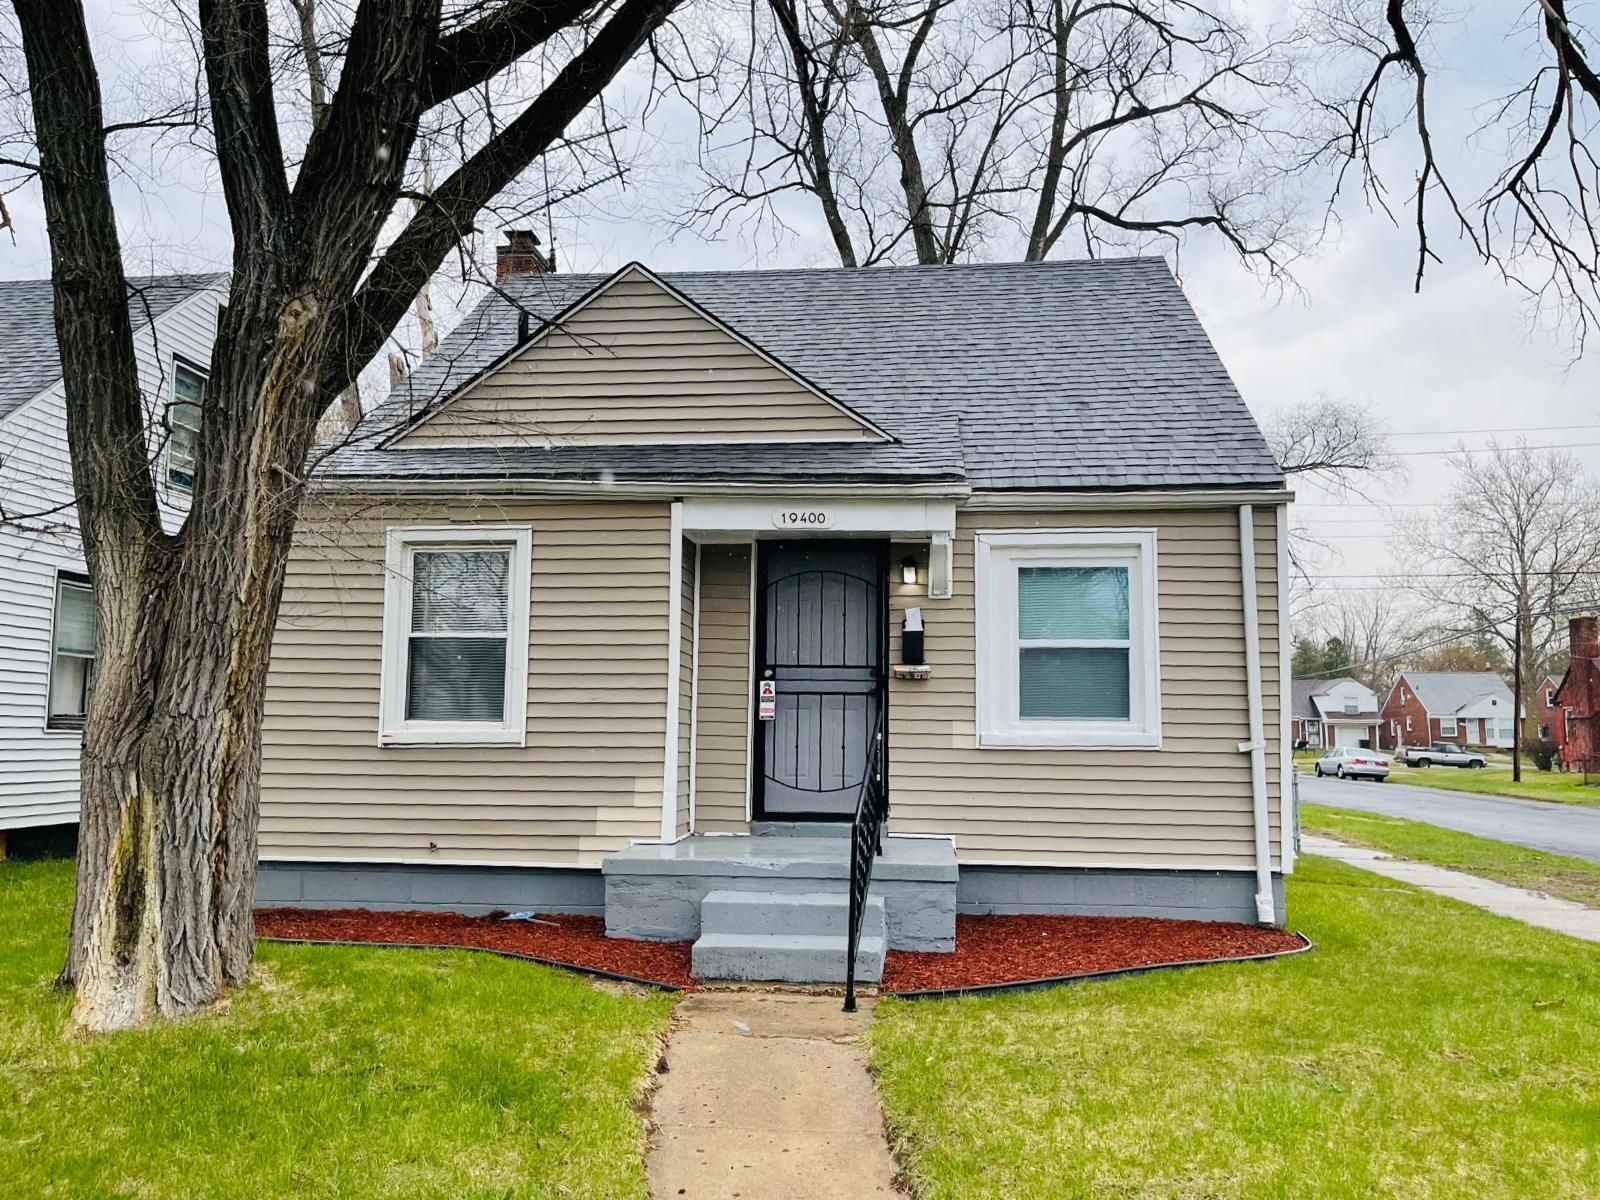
1343 696 1358 714
1439 716 1457 736
1405 714 1413 733
1496 718 1514 740
46 572 96 732
1547 687 1557 708
975 530 1160 748
166 359 207 490
380 526 531 745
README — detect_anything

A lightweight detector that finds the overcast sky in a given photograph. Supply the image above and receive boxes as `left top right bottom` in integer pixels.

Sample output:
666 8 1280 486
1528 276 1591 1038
3 0 1597 617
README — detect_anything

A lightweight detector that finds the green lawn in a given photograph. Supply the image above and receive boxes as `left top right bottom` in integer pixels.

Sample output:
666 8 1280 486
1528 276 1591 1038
1297 756 1599 805
0 857 675 1199
1369 764 1597 805
869 854 1600 1199
1303 801 1600 909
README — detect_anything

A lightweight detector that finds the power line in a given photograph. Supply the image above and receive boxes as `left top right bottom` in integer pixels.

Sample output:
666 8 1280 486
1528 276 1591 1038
1290 599 1594 680
1387 422 1598 439
1388 440 1600 458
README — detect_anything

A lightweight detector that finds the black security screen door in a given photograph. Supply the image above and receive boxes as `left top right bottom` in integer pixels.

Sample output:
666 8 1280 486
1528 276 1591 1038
756 541 886 818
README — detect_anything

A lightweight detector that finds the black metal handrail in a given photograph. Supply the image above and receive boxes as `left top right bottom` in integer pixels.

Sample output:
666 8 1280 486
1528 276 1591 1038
844 710 888 1013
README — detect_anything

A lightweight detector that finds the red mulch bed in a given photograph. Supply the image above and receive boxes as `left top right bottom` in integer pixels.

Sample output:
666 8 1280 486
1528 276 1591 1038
257 907 1303 996
880 913 1306 993
255 908 696 989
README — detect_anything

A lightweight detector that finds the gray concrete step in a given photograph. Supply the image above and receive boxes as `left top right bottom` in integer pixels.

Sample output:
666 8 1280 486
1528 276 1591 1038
692 931 886 983
700 889 885 941
603 833 957 951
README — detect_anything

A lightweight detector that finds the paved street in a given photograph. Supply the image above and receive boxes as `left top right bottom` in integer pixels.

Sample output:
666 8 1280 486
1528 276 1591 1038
1299 773 1600 864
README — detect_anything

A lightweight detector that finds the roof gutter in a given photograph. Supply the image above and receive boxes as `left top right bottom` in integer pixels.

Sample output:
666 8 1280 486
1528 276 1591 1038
310 477 973 500
1238 503 1277 925
963 487 1293 510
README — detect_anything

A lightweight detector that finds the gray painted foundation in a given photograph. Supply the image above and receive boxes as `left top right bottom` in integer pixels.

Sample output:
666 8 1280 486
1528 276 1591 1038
255 856 1288 933
256 860 604 916
957 866 1287 925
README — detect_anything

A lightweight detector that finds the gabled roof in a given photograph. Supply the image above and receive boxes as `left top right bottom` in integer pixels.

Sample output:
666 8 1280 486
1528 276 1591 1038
1293 677 1378 720
386 263 893 447
325 258 1284 491
1291 679 1333 719
0 273 227 421
1397 672 1513 715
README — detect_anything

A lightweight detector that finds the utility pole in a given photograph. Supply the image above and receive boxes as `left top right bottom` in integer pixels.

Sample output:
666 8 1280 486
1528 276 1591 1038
1512 604 1523 783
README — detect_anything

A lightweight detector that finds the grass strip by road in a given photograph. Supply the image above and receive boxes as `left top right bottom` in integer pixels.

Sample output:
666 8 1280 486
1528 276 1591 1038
1295 751 1599 805
1366 764 1597 806
1302 801 1600 909
0 857 675 1200
870 853 1600 1200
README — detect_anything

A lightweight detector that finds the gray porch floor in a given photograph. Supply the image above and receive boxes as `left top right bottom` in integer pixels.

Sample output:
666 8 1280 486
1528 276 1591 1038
604 832 957 881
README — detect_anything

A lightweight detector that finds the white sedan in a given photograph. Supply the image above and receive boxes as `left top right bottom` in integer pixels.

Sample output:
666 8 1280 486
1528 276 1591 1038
1313 747 1391 781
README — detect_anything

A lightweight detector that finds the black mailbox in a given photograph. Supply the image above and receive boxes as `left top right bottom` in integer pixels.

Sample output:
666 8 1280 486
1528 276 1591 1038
902 606 925 665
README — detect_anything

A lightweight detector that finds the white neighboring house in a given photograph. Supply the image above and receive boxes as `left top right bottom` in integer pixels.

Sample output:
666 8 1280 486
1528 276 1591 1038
0 273 228 846
1290 677 1382 750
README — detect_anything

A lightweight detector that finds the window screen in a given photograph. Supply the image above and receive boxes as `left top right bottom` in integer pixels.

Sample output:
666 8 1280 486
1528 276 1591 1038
1016 565 1130 721
167 362 206 489
47 576 96 730
405 548 511 722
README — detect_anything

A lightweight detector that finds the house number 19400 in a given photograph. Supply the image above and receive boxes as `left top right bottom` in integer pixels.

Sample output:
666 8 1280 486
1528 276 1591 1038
771 509 833 529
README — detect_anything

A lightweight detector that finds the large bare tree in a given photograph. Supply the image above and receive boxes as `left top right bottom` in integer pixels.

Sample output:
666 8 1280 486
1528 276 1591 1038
666 0 1304 267
5 0 679 1032
1398 442 1600 778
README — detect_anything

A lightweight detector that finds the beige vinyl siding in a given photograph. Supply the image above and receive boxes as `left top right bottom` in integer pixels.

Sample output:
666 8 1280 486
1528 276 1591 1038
259 496 673 866
690 543 754 832
397 273 882 448
886 507 1282 870
677 539 695 838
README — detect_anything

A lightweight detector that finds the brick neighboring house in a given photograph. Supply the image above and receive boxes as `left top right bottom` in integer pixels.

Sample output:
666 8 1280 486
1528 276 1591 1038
1291 677 1382 750
1380 672 1518 751
1536 673 1572 764
1553 616 1600 770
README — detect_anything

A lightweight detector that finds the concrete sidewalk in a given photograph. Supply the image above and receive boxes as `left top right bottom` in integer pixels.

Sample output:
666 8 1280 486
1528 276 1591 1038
1305 834 1600 942
647 991 902 1199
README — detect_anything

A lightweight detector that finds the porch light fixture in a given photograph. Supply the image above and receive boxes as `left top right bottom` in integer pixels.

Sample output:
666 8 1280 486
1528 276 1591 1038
900 556 918 585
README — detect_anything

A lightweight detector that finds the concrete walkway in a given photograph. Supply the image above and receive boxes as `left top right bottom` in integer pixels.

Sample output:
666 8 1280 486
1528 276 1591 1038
647 991 901 1199
1305 834 1600 942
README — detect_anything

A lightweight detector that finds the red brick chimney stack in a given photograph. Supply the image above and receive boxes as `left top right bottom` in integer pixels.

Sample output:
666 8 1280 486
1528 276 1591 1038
1560 615 1600 767
495 230 554 281
1572 615 1599 667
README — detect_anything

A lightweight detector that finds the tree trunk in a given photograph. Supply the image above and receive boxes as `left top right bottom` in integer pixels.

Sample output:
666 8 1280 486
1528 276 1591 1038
62 308 317 1029
18 0 682 1032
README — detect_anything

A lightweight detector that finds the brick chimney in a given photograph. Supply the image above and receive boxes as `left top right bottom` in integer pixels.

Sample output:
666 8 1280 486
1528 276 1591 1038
495 230 554 281
1559 615 1600 766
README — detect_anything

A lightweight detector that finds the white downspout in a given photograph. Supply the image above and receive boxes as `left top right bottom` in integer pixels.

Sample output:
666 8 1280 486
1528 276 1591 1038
1276 502 1295 874
1238 504 1277 924
687 540 703 834
661 501 684 843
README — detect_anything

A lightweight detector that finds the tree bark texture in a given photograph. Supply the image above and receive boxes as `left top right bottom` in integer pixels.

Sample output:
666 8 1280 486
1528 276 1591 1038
15 0 679 1031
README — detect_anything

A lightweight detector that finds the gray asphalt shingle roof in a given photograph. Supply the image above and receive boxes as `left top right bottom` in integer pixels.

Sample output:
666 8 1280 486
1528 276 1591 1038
0 273 226 421
1402 672 1515 715
330 258 1282 491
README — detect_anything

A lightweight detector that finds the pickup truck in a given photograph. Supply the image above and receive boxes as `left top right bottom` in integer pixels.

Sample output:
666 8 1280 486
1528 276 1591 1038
1398 742 1487 769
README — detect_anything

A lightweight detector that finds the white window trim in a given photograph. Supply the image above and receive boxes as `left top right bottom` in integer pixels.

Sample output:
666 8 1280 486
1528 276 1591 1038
1439 716 1457 736
44 568 94 736
379 525 531 747
975 529 1161 749
164 355 208 492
